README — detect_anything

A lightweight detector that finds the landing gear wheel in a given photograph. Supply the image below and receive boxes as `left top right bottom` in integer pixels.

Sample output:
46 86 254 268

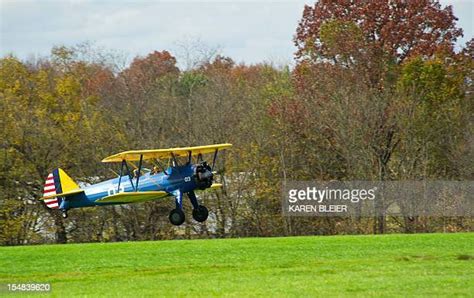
169 208 185 226
61 210 68 219
192 205 208 222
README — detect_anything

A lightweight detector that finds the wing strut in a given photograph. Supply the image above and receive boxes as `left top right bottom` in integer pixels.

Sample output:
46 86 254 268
211 149 219 170
135 154 143 191
170 152 179 166
171 152 181 174
187 150 192 164
154 159 169 175
117 160 125 192
119 160 136 191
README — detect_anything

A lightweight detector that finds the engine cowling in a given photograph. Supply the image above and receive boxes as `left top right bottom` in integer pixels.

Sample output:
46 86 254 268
194 162 213 190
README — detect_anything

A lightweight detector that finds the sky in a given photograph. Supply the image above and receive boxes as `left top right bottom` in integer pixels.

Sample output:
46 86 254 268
0 0 473 67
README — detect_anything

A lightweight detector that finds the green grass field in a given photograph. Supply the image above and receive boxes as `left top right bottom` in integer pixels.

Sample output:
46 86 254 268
0 233 472 297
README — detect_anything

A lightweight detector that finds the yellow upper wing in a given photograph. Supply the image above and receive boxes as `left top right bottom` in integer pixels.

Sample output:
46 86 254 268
102 143 232 163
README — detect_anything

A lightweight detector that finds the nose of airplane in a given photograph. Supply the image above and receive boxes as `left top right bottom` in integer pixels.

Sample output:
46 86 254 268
195 162 213 189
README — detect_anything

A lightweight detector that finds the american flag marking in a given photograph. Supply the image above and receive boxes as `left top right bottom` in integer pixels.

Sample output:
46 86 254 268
43 173 59 209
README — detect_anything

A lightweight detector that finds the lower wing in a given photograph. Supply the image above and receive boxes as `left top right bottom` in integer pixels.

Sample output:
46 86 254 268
95 191 169 204
96 184 222 204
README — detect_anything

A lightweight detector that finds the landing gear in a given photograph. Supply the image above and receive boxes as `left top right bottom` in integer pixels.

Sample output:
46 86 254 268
169 208 185 226
187 191 209 223
168 191 209 225
192 205 208 222
61 210 68 218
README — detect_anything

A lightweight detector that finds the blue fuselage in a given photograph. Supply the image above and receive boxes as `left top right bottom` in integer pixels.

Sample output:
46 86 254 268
65 164 198 209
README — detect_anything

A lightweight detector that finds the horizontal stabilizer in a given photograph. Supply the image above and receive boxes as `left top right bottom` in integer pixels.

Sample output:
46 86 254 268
40 189 84 200
96 191 169 204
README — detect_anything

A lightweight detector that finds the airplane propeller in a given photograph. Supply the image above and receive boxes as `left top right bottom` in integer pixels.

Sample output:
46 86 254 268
194 161 213 190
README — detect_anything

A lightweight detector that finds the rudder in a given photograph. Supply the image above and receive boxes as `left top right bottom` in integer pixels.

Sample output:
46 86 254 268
42 168 80 209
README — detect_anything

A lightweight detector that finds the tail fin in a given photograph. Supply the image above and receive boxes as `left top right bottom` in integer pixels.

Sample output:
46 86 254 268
42 168 81 209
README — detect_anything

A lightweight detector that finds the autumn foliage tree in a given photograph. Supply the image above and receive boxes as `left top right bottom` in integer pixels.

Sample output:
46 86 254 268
295 0 463 64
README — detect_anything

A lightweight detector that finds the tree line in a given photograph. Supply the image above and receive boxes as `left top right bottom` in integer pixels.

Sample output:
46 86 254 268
1 0 472 245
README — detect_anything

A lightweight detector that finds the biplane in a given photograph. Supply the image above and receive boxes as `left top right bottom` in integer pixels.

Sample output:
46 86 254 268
39 144 232 225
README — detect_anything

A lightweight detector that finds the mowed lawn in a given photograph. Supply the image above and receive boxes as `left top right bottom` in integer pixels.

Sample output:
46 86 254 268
0 233 472 297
